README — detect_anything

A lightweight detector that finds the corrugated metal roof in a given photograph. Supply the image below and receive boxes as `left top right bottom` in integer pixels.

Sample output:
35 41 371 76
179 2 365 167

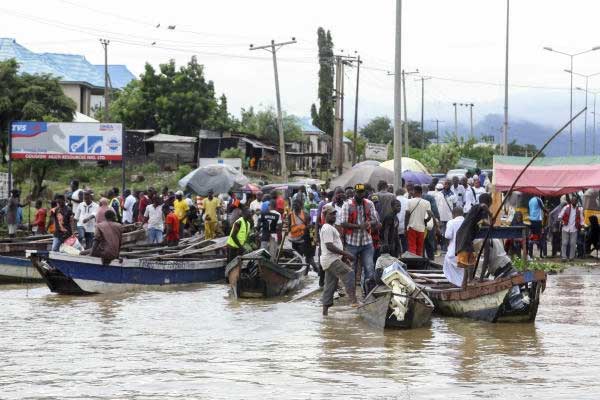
241 137 276 151
298 117 325 135
145 133 197 143
0 38 134 89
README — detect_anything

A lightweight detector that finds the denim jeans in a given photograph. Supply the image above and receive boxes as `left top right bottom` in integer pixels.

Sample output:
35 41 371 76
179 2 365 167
51 237 62 252
398 234 408 255
344 243 375 297
147 228 164 244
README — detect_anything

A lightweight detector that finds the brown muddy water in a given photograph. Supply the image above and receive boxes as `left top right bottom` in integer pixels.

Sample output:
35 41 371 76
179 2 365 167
1 266 599 399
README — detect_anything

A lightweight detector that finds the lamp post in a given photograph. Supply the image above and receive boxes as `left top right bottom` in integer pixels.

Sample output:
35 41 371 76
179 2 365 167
570 71 600 155
544 45 600 155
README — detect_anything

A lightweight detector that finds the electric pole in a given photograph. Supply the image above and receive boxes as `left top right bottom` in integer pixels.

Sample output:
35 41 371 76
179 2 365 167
503 0 510 155
453 103 458 137
416 76 431 149
393 0 403 191
100 39 110 122
333 53 358 175
352 54 361 165
250 38 297 181
468 103 474 138
430 119 444 144
400 69 418 156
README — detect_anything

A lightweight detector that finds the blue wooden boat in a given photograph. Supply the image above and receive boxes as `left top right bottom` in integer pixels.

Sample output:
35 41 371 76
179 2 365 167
28 250 227 295
0 255 42 282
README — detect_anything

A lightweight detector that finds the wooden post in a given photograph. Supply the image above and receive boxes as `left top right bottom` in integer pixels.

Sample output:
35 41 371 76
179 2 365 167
522 225 529 265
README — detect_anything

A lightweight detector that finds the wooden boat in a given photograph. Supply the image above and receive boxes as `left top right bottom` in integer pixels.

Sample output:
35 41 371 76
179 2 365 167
409 268 546 323
358 285 434 329
0 255 42 282
0 225 146 283
27 237 228 295
226 249 307 299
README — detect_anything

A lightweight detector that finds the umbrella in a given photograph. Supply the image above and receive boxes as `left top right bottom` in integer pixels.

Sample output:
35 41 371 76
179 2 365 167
352 160 380 169
241 183 262 194
329 165 394 190
380 157 429 174
178 164 248 196
402 170 432 185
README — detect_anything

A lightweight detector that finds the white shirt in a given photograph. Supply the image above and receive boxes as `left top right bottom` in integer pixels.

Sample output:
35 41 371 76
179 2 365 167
326 201 345 226
406 197 431 233
473 238 511 277
396 195 409 234
74 201 99 233
320 223 344 270
123 194 137 223
443 216 465 287
144 204 164 230
432 191 453 223
451 185 465 208
558 204 583 233
249 199 262 227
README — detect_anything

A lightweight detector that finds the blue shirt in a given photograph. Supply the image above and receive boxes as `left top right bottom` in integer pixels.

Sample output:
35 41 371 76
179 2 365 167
528 197 543 221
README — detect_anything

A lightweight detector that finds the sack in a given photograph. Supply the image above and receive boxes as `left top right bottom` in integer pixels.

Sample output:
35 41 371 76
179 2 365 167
60 235 83 254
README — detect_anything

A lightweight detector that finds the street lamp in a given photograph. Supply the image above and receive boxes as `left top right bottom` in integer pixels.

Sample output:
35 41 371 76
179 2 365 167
569 71 600 154
544 45 600 155
578 87 600 155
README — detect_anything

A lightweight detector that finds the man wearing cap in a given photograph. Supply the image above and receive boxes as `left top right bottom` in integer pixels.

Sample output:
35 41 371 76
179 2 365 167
321 204 357 314
174 190 189 237
340 183 380 297
74 190 99 249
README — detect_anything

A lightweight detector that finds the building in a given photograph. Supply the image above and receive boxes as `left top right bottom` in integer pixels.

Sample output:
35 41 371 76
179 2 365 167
0 38 135 116
145 133 198 166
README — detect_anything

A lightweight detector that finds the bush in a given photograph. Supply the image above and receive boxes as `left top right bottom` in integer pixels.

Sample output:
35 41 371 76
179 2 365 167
219 147 244 159
176 165 193 180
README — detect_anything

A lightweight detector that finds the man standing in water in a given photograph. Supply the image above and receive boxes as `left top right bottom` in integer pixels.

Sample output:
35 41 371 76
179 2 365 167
320 204 357 315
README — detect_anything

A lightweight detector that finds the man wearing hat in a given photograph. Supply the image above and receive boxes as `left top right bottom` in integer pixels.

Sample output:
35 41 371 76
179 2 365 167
321 204 357 314
340 183 380 297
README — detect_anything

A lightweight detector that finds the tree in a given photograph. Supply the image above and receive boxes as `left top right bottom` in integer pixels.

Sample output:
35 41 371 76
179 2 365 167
220 147 244 159
310 27 335 136
239 106 304 143
344 131 367 162
109 56 235 134
361 116 393 144
0 59 76 198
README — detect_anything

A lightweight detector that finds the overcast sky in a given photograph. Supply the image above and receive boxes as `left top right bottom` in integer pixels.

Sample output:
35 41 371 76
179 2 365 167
3 0 600 138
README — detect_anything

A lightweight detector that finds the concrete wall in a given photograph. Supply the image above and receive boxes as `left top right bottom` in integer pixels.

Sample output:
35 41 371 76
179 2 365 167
61 83 82 113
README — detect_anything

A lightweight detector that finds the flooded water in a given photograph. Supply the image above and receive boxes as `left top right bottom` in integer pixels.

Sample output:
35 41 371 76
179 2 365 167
1 267 600 399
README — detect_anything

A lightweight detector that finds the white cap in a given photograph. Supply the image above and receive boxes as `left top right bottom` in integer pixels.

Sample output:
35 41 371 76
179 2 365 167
175 190 184 196
435 183 443 190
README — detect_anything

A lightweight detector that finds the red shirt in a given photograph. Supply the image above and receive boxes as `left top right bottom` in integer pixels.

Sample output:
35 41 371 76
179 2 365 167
34 208 47 233
276 197 285 214
165 212 180 242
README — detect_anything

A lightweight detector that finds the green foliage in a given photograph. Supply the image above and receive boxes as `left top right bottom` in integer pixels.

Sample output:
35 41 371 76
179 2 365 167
109 57 236 134
176 164 193 180
361 116 393 144
344 131 366 161
311 27 335 136
220 147 244 159
239 106 303 143
512 256 564 273
0 59 77 198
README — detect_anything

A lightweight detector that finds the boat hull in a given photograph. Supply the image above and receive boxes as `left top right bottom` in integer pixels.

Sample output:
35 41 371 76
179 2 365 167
0 255 42 282
227 255 307 299
29 251 226 295
358 288 433 330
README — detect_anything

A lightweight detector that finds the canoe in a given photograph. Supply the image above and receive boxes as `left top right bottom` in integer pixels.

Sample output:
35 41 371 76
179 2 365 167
28 250 227 295
358 285 434 329
410 269 546 323
226 249 307 299
0 255 42 282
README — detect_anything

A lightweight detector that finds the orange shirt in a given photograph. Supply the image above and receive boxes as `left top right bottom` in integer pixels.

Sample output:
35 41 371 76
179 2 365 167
165 212 180 242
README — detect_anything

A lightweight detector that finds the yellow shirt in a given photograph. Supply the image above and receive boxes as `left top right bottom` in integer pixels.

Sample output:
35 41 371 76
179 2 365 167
174 199 189 224
203 197 220 222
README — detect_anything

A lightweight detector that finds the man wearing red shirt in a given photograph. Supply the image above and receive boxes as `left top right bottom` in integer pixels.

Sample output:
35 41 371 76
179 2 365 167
33 200 47 235
164 205 180 246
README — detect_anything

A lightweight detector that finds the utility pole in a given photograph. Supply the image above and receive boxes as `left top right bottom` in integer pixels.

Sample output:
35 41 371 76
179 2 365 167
503 0 510 155
416 76 431 149
430 119 444 144
453 103 458 137
393 0 403 191
333 56 344 175
469 103 474 138
400 69 418 156
100 39 110 122
352 54 361 165
594 93 597 155
250 38 297 181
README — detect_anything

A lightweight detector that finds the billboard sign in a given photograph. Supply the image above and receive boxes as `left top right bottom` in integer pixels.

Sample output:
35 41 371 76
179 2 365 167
10 122 123 160
365 142 388 161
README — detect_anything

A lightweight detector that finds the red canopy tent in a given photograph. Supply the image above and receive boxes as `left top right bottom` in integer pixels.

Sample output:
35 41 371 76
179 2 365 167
493 155 600 196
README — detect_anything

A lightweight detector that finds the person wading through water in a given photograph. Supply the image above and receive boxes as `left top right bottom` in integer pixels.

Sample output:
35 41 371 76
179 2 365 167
226 207 252 262
320 204 358 315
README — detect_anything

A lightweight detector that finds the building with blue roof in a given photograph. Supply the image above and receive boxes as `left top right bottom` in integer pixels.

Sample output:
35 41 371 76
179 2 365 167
0 38 135 116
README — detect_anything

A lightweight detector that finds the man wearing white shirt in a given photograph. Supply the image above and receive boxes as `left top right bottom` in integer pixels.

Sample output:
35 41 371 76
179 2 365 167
74 191 99 249
450 176 465 209
395 188 409 253
122 189 137 224
249 192 263 229
558 195 584 261
144 196 164 244
443 207 465 286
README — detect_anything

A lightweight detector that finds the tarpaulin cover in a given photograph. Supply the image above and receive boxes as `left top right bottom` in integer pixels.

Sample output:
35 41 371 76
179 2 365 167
493 155 600 196
179 164 248 196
